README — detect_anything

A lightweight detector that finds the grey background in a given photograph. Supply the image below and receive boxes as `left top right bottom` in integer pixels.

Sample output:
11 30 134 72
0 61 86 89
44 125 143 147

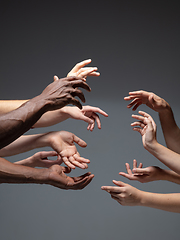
0 0 180 239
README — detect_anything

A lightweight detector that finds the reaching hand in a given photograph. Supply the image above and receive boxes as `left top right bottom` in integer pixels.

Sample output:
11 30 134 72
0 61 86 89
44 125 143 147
101 180 142 206
124 90 168 112
48 164 94 190
119 159 162 183
64 105 108 131
15 151 63 168
47 131 90 169
40 76 91 110
67 59 100 79
131 111 157 149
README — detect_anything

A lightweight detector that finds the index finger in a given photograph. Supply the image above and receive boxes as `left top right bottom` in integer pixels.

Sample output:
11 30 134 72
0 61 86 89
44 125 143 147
71 59 92 72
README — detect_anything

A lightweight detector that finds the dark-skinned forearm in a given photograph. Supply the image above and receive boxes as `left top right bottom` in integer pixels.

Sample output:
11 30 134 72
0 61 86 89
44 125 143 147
0 157 48 184
0 96 48 149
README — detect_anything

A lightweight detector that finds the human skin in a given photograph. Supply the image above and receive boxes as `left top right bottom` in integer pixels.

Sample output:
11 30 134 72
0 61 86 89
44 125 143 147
101 180 180 213
0 131 90 169
0 76 90 149
0 157 94 190
119 159 180 185
131 110 180 175
124 90 180 154
15 151 63 168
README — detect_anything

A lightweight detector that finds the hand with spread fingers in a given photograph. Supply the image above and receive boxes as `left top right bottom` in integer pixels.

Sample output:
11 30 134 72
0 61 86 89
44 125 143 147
15 151 63 168
46 131 90 169
124 90 168 112
119 159 163 183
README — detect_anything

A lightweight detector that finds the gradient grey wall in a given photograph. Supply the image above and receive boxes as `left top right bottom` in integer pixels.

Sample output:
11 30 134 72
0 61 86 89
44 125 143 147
0 1 180 240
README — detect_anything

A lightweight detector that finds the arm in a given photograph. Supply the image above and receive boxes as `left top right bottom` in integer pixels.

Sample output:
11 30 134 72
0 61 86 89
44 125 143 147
15 151 63 168
119 159 180 185
0 60 107 130
124 90 180 153
101 180 180 213
0 76 90 149
0 131 90 169
131 111 180 174
0 157 94 190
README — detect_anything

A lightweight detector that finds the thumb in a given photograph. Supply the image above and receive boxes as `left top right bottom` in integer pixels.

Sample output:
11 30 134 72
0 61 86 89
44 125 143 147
53 75 59 81
62 166 71 174
73 134 87 148
133 167 148 174
112 180 126 187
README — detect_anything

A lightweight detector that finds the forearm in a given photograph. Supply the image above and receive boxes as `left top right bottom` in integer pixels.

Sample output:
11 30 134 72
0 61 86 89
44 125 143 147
0 133 50 157
146 142 180 175
33 107 70 128
162 169 180 185
0 157 48 184
159 105 180 153
140 190 180 213
0 96 48 149
0 100 28 113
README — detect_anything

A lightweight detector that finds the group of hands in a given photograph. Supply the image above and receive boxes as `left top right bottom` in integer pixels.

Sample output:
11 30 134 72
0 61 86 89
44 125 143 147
11 59 167 198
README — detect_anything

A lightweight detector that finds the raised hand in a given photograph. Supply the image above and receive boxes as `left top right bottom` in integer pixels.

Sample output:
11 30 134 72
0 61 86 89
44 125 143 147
101 180 142 206
67 59 100 79
46 131 90 169
124 90 168 112
48 165 94 190
119 159 162 183
40 76 91 110
15 151 62 168
131 111 157 149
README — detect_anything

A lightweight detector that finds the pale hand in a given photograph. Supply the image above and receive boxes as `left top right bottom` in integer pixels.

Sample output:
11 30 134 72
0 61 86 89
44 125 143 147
124 90 168 112
119 159 162 183
101 180 142 206
47 131 90 169
131 111 157 149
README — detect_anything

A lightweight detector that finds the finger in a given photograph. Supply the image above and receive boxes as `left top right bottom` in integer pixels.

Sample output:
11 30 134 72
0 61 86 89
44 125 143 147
40 151 58 159
132 127 144 135
138 162 143 168
62 156 76 169
138 111 151 118
71 174 94 190
112 180 126 187
91 112 101 129
132 102 142 111
71 88 86 103
132 114 146 122
68 156 86 169
73 135 87 147
101 186 122 193
68 97 82 109
73 154 90 163
70 79 91 92
83 106 108 117
125 163 133 175
119 172 135 180
71 59 92 72
131 121 146 129
89 118 95 131
62 166 71 174
73 172 91 181
133 167 149 174
53 75 59 81
77 68 99 78
133 159 137 169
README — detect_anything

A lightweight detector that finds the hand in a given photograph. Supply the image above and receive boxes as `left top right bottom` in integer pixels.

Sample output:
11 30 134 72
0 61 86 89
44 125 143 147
67 59 100 79
119 159 163 183
15 151 63 168
124 90 168 112
40 76 91 110
131 111 157 149
46 131 90 169
101 180 142 206
64 105 108 131
47 164 94 190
